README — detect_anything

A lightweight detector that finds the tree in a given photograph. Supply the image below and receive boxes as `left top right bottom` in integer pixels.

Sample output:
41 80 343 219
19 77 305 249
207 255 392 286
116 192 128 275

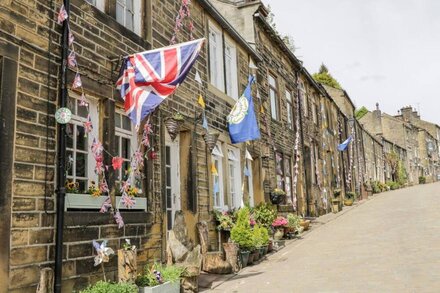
312 63 342 89
355 106 369 120
384 151 399 182
266 5 296 53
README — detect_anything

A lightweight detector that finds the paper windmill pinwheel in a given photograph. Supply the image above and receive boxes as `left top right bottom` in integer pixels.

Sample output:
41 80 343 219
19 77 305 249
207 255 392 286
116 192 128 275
92 240 115 267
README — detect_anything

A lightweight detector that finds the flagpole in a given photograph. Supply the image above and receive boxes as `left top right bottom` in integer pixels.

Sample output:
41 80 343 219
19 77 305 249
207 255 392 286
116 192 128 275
55 0 69 291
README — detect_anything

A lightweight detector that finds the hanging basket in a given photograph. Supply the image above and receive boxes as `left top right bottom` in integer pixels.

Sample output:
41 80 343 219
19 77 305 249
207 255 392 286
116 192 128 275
204 131 220 152
164 117 184 141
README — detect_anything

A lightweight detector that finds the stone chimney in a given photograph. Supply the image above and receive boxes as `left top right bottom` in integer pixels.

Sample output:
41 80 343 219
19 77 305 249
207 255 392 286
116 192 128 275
400 106 413 122
372 102 383 135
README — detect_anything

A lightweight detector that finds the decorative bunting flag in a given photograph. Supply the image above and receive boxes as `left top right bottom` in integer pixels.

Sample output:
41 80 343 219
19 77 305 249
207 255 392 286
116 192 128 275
213 181 219 193
68 31 75 46
202 112 208 130
99 196 112 213
67 51 77 68
338 136 353 151
245 149 253 161
79 93 88 107
83 115 93 134
57 4 68 24
198 95 205 108
260 105 265 114
244 166 250 177
114 211 124 229
249 60 258 70
121 194 136 208
227 75 261 144
112 157 124 170
92 240 114 267
211 163 218 176
195 71 202 84
72 73 82 89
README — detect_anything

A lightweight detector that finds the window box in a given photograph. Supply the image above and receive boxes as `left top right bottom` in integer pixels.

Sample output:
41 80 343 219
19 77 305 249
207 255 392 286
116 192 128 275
65 193 147 211
138 281 180 293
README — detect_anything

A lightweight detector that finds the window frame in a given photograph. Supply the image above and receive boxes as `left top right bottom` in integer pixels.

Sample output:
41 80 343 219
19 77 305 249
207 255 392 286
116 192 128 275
224 38 238 99
299 80 308 117
227 147 241 209
208 22 225 92
116 0 141 35
212 143 225 210
286 89 294 129
268 74 279 120
284 156 292 202
275 152 284 190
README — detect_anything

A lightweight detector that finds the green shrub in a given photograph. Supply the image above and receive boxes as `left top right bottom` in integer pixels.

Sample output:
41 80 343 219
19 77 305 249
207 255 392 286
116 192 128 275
371 181 381 194
286 213 301 231
80 281 137 293
135 263 185 287
419 176 426 184
345 192 355 200
253 203 277 229
386 181 400 190
252 224 269 247
230 207 254 251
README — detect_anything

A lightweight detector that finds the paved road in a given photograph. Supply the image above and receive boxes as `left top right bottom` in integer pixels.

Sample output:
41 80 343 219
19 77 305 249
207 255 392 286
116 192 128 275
210 182 440 293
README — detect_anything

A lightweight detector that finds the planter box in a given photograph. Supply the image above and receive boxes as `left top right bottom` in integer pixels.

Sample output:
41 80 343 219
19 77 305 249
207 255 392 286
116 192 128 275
65 194 147 211
138 281 180 293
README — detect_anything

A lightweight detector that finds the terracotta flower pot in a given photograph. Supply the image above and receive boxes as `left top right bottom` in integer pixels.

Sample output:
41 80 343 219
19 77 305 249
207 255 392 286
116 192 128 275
344 199 353 206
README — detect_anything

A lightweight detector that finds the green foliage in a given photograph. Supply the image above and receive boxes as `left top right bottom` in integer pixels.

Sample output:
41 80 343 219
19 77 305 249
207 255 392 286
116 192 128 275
252 224 269 247
80 281 137 293
386 181 401 190
312 64 342 89
345 192 355 200
397 161 407 186
286 213 301 230
230 207 254 251
355 106 369 120
419 176 426 184
213 210 235 231
253 203 277 229
135 263 185 287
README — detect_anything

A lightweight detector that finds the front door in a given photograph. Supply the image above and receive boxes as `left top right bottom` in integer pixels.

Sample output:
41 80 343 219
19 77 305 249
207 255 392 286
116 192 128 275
165 135 181 231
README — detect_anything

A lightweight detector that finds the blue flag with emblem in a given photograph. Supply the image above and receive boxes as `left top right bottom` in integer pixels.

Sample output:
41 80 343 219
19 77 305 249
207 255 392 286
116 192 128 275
228 76 261 144
338 135 353 151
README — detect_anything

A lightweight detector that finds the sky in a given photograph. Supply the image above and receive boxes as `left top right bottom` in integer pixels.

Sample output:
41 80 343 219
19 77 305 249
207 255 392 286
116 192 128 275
265 0 440 124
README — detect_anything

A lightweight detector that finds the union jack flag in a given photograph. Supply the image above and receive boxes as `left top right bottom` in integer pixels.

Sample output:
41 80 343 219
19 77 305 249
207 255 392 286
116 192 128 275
116 38 204 126
67 51 77 68
57 4 68 25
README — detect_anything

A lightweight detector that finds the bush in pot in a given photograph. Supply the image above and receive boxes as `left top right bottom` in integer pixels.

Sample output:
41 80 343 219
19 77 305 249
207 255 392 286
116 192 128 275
285 214 301 238
230 207 254 267
253 203 277 229
272 216 288 240
344 191 355 206
135 263 185 293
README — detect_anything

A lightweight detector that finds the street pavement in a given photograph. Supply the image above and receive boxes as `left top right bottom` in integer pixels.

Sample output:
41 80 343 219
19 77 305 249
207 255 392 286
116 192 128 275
205 182 440 293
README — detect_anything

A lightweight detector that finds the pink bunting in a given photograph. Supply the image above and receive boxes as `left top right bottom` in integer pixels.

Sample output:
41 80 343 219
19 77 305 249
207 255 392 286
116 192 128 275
67 51 77 68
100 196 112 213
114 211 124 228
112 157 123 170
72 73 82 89
79 93 89 107
57 4 68 25
68 31 75 46
121 194 136 209
83 115 93 134
99 179 109 194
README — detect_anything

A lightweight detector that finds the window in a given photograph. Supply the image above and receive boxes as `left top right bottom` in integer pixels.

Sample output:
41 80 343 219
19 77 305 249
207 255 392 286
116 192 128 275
116 0 141 34
268 74 278 120
312 100 318 125
212 144 224 209
208 24 224 92
66 96 99 192
115 111 137 182
286 90 293 129
275 152 284 190
246 161 254 207
224 40 238 99
299 81 308 117
227 148 241 209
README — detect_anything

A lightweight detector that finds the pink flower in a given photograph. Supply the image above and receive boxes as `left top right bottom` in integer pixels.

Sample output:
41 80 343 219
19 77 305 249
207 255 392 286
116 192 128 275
272 216 288 227
112 157 123 170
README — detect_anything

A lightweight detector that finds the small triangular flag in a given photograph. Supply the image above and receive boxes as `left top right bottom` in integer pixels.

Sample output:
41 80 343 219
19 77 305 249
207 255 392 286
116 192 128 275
256 89 261 99
211 163 218 176
195 71 202 84
213 181 219 193
245 149 253 161
244 166 250 177
202 112 209 130
198 95 205 108
249 60 258 70
260 105 265 114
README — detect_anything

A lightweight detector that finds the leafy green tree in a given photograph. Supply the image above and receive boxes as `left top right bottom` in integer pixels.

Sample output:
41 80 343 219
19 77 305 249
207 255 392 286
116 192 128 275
312 64 342 89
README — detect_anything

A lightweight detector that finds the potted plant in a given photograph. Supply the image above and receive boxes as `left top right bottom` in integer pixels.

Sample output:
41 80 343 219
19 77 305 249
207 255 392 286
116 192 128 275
254 203 277 229
299 217 311 231
213 210 234 231
80 281 137 293
253 225 269 257
230 207 254 268
164 112 185 142
135 263 185 293
333 189 341 197
270 188 286 205
419 176 426 184
344 191 355 206
272 216 288 240
285 214 301 238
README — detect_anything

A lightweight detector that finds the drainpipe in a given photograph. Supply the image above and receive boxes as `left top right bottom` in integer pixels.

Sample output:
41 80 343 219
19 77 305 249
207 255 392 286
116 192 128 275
296 67 309 216
55 0 69 292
